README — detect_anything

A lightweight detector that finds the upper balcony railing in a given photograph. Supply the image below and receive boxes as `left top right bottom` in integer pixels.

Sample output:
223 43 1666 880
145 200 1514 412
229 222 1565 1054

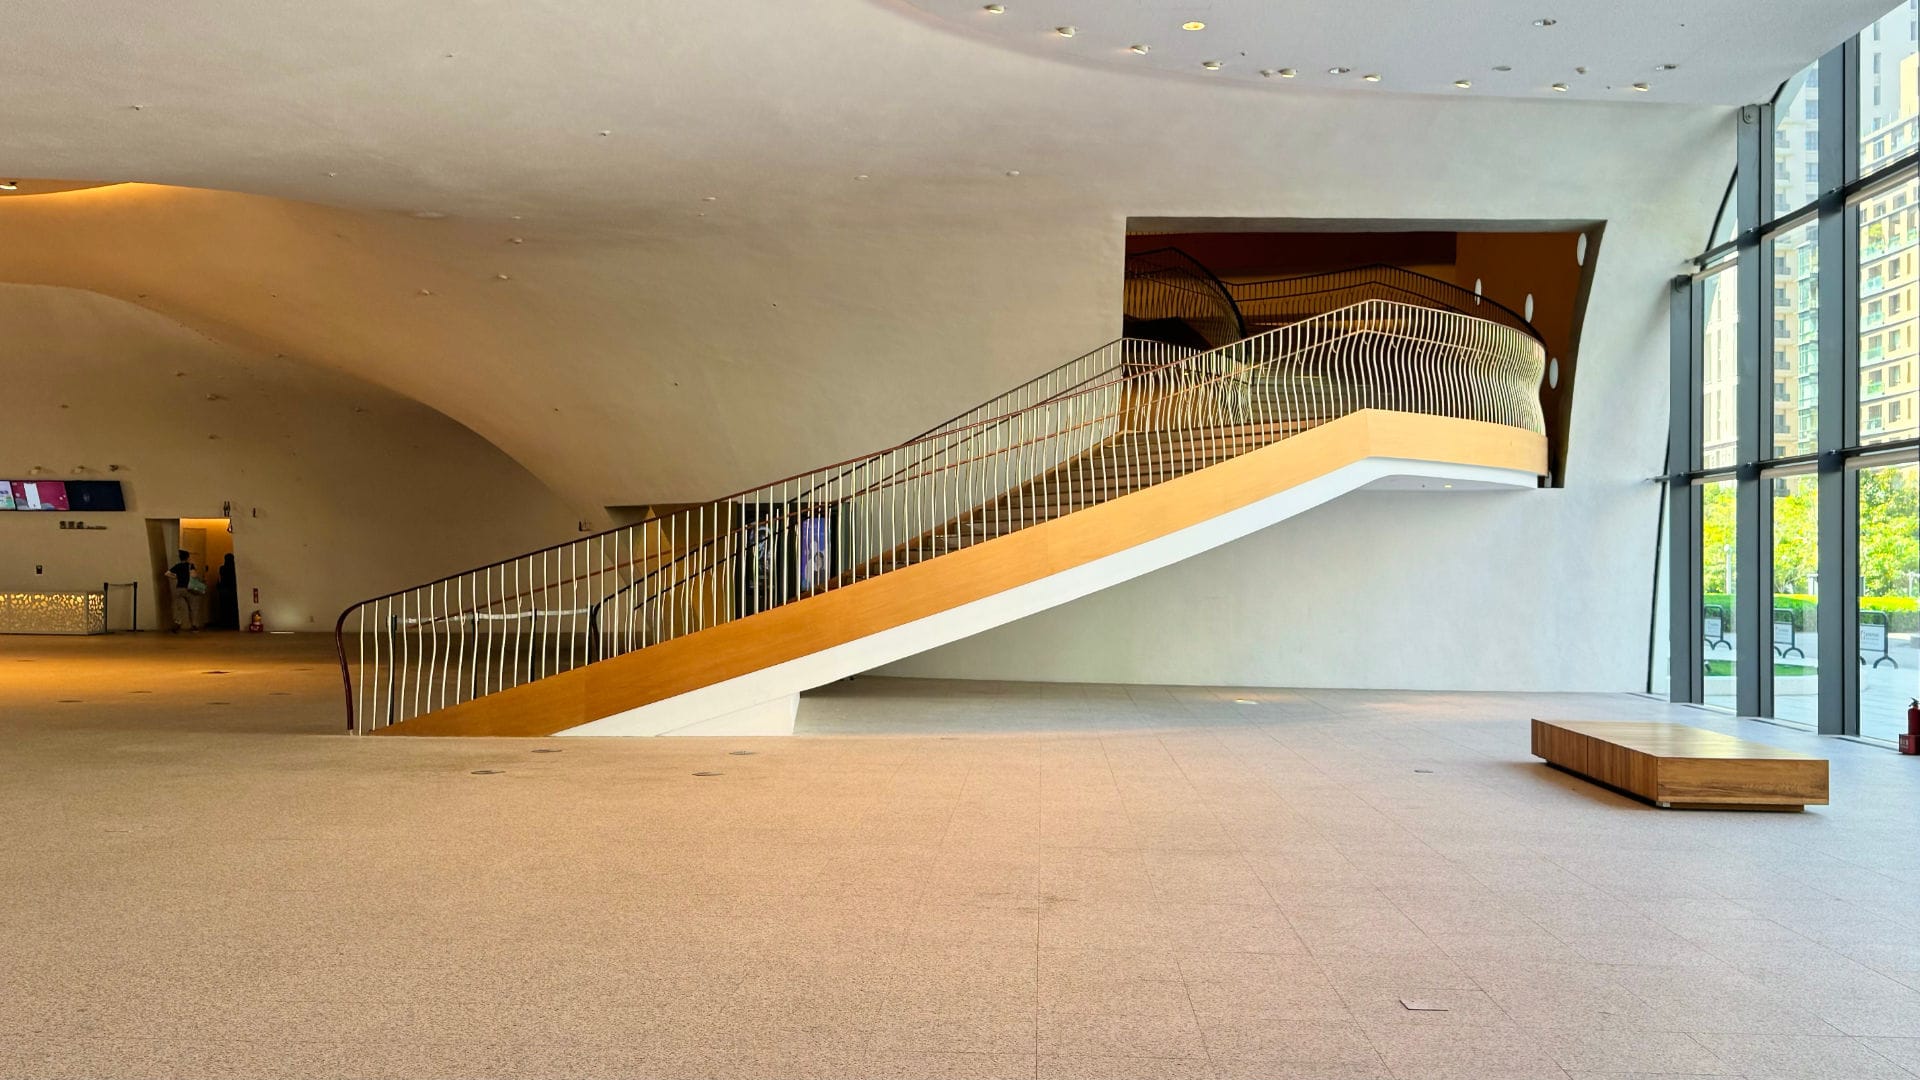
335 299 1546 734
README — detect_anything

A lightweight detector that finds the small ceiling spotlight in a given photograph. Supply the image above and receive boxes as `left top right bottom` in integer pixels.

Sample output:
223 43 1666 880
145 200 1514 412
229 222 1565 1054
1129 43 1151 54
1181 21 1205 31
1493 64 1513 72
982 3 1003 11
0 180 17 191
1201 59 1223 70
1275 67 1297 77
1005 169 1021 176
1362 73 1382 82
1550 82 1569 92
1053 25 1075 36
1453 79 1472 89
1657 62 1680 71
1328 66 1351 75
1632 82 1652 92
1533 17 1557 26
1574 66 1588 75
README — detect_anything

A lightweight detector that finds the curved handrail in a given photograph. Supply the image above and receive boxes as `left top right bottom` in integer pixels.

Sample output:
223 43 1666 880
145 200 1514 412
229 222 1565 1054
336 298 1545 733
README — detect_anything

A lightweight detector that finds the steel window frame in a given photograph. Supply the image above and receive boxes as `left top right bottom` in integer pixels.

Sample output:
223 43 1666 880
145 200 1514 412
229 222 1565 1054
1666 24 1919 738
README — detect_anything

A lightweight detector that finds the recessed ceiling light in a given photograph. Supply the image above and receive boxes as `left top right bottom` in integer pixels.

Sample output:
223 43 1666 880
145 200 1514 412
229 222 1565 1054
982 3 1003 11
1453 79 1472 89
1533 18 1557 27
1276 67 1297 77
0 181 17 191
1574 66 1588 75
1657 63 1679 71
1053 25 1075 36
1493 65 1513 72
1328 66 1351 75
1129 43 1150 54
854 173 869 181
1201 60 1223 70
1362 73 1381 82
1550 82 1569 92
1632 82 1652 92
1182 21 1205 31
1005 169 1021 176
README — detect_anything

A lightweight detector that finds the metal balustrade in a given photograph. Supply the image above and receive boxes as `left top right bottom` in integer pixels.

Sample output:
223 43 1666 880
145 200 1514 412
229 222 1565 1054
336 300 1545 733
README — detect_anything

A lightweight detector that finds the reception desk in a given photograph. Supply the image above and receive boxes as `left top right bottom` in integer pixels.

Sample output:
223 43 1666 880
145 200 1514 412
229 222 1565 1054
0 590 108 634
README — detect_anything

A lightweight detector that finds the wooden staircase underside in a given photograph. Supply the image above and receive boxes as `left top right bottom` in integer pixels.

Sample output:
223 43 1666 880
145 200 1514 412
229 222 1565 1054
374 410 1546 737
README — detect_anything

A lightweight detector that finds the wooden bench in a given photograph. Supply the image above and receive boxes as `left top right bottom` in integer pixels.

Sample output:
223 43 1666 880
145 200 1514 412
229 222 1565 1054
1531 720 1828 811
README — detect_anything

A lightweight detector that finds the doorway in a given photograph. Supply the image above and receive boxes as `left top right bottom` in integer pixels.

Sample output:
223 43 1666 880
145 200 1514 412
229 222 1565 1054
169 517 239 630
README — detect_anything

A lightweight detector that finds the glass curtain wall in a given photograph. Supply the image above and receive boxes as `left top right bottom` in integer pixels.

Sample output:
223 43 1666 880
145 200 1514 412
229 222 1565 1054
1666 0 1920 742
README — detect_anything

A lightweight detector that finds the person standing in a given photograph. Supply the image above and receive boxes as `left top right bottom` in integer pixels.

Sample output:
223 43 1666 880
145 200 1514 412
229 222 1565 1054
187 565 209 631
217 553 239 630
168 550 197 633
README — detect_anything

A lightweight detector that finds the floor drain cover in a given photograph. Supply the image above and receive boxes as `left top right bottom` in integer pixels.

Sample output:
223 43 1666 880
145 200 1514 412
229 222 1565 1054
470 769 504 776
531 748 562 754
728 750 756 756
692 771 722 777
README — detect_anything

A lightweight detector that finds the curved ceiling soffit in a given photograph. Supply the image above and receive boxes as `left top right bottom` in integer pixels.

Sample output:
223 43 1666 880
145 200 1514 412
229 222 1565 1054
873 0 1894 105
0 183 591 510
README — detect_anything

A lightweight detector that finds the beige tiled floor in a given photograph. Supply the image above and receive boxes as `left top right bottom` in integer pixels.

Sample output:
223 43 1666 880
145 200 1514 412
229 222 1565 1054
3 634 1919 1079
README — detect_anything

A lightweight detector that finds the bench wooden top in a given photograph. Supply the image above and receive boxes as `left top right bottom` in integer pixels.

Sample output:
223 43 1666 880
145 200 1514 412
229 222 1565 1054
1534 720 1822 761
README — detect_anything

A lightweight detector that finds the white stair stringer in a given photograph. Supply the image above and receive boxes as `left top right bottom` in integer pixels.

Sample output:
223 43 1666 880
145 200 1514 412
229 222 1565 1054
554 456 1535 737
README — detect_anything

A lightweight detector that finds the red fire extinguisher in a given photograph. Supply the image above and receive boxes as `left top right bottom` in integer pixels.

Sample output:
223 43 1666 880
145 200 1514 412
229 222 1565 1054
1903 699 1920 755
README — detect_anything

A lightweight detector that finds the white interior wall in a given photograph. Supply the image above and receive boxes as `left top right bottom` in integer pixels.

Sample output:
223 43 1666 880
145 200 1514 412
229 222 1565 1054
0 0 1740 689
0 285 579 631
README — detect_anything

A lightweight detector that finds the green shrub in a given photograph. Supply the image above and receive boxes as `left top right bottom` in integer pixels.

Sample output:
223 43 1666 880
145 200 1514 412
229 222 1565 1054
1701 594 1917 633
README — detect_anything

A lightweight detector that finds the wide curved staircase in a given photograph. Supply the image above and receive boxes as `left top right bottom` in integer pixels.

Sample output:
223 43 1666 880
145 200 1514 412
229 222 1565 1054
336 260 1550 737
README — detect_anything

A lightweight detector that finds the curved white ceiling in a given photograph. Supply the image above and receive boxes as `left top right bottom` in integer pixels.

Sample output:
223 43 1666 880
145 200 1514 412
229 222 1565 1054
897 0 1895 103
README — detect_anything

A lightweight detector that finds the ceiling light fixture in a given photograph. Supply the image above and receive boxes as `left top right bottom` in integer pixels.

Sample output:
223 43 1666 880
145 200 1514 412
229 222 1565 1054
1657 63 1679 71
1533 18 1557 26
1053 25 1075 36
982 3 1003 11
0 181 17 191
1493 65 1513 72
1201 60 1223 70
1182 21 1205 31
1362 73 1381 82
1129 43 1150 54
1550 82 1569 92
1632 82 1651 91
1453 79 1472 88
1328 66 1351 75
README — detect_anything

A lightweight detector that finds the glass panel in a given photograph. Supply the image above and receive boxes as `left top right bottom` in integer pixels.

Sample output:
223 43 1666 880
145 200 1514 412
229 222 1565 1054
1772 221 1820 456
1652 486 1672 697
1703 478 1738 710
1773 61 1821 217
1858 177 1919 446
1701 267 1740 468
1771 475 1818 726
1708 176 1737 250
1859 0 1918 177
1857 462 1918 742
